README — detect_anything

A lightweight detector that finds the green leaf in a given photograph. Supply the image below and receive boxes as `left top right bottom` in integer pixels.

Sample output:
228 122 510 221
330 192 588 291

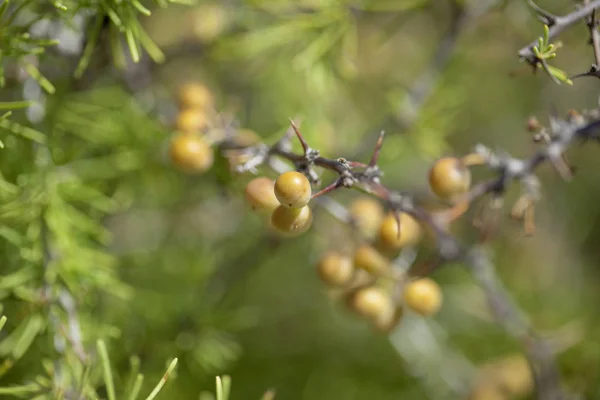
0 119 47 143
0 101 32 110
1 313 45 360
75 14 105 78
97 339 116 400
144 358 178 400
22 64 55 94
546 64 573 85
0 383 41 395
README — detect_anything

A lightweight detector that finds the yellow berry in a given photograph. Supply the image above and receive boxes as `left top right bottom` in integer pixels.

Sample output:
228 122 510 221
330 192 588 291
178 82 214 110
176 108 209 133
348 286 393 321
373 305 403 333
349 197 384 240
428 157 471 201
468 384 506 400
270 205 312 236
353 244 390 276
492 355 533 397
244 177 280 215
169 133 214 173
190 3 228 43
378 212 423 250
403 278 443 316
274 171 311 208
234 129 262 147
317 252 355 287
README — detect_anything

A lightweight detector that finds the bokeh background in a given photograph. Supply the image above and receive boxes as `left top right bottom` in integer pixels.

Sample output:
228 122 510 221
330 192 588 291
2 0 600 399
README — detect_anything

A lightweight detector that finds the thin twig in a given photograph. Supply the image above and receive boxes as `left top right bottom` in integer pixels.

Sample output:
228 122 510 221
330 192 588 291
518 0 600 63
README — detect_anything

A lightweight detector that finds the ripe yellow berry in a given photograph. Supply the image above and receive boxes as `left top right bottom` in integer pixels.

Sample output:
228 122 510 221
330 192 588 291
190 3 228 43
428 157 471 201
270 205 312 236
177 82 214 110
373 305 403 333
234 129 262 147
349 197 384 240
378 212 422 250
274 171 311 208
169 133 214 173
353 244 390 276
403 278 442 316
468 384 506 400
317 252 355 287
175 108 209 133
244 177 280 215
491 355 533 397
348 286 393 321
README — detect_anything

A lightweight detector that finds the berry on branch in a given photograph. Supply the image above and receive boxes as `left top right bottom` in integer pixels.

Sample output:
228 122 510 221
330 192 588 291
378 212 423 250
349 197 384 240
244 177 280 215
169 133 214 173
403 278 443 317
176 108 209 133
353 244 391 276
317 252 355 287
348 286 394 322
274 171 312 208
270 205 313 236
428 157 471 201
178 82 214 110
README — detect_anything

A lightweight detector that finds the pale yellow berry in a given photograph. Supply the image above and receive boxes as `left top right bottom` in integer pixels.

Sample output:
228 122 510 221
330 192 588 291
428 157 471 201
349 197 384 240
270 205 312 236
169 133 213 173
348 286 393 321
403 278 443 316
244 177 280 215
317 252 355 287
274 171 311 208
378 212 423 250
353 244 390 276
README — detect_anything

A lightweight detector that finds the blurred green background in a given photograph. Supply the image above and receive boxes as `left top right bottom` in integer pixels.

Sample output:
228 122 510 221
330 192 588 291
2 0 600 399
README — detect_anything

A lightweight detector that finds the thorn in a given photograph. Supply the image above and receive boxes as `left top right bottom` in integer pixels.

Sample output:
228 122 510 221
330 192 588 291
369 131 385 168
511 195 531 220
550 155 573 181
289 118 309 155
311 180 341 199
524 205 536 236
527 0 557 26
347 161 369 168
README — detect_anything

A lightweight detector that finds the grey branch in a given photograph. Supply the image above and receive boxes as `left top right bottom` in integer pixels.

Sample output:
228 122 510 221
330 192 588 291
518 0 600 63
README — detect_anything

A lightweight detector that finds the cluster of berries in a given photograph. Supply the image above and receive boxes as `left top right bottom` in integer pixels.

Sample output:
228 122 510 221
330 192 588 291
168 83 216 174
243 153 474 332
